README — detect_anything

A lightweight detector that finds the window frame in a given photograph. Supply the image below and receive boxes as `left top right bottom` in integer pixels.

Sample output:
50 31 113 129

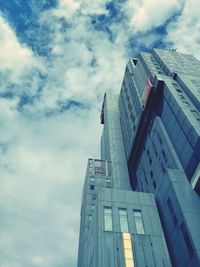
104 207 113 231
133 209 145 235
119 208 129 233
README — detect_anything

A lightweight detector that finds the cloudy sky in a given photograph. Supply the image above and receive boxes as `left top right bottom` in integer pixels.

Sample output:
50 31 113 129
0 0 200 266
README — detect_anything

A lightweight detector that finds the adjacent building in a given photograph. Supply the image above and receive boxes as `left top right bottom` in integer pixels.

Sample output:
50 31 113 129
77 49 200 267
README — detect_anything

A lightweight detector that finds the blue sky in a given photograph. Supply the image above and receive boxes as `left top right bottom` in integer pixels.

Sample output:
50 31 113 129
0 0 200 266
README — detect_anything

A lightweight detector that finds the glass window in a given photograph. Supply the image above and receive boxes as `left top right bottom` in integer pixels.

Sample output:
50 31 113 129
162 149 168 163
157 131 163 144
122 233 135 267
133 209 145 235
104 207 113 231
119 208 129 232
90 185 95 190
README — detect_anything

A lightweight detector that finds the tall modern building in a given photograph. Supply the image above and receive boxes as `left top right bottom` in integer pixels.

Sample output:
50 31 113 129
77 49 200 267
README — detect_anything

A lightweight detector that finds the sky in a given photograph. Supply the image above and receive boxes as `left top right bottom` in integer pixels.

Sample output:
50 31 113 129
0 0 200 266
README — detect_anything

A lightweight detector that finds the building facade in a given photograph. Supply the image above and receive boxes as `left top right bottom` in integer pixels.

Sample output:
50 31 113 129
77 49 200 267
119 49 200 267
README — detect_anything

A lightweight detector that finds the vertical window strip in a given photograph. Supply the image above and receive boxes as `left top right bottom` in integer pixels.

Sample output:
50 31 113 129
133 209 145 235
122 233 135 267
104 207 113 231
119 209 129 233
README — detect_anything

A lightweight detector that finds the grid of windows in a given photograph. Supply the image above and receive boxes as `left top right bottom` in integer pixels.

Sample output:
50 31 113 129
119 209 129 232
133 210 145 235
104 207 113 231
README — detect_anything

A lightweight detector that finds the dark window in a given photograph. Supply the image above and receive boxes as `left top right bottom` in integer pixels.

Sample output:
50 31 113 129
149 157 152 165
167 198 177 225
191 109 198 115
153 180 156 189
182 101 190 107
160 162 166 173
152 141 158 157
90 185 95 190
157 132 163 144
181 223 194 257
172 83 179 88
150 171 153 178
162 150 168 163
147 149 149 155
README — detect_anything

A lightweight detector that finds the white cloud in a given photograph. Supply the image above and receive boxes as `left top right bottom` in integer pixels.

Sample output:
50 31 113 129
124 0 182 33
80 1 109 15
165 0 200 59
0 103 102 266
0 15 43 82
52 0 80 18
0 0 200 267
0 5 122 265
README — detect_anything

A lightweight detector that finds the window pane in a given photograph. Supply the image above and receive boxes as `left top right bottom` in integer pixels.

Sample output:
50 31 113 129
104 207 113 231
119 209 127 216
133 210 145 235
125 249 133 259
135 218 145 234
119 209 129 232
125 259 134 267
124 239 132 249
133 210 141 217
123 233 131 240
104 207 112 214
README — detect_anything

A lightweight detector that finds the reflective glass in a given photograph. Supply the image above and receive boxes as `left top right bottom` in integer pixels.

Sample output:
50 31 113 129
125 249 133 259
123 239 132 249
123 233 131 240
119 209 129 232
133 210 145 235
126 259 134 267
104 207 113 231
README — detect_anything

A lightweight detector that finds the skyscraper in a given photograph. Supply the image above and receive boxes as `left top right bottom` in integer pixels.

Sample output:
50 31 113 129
77 49 200 267
119 49 200 267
